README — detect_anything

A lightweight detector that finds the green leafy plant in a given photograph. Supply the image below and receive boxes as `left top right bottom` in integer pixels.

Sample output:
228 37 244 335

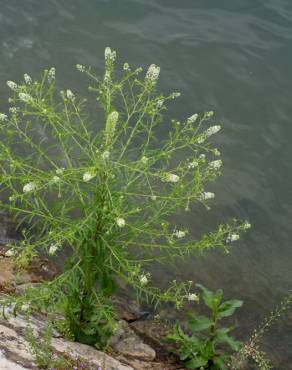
26 322 99 369
0 47 250 347
166 284 243 369
26 322 54 369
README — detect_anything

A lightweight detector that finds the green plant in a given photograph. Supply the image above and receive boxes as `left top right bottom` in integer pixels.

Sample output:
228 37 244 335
26 322 99 369
166 284 243 369
26 322 55 369
233 290 292 370
0 47 250 346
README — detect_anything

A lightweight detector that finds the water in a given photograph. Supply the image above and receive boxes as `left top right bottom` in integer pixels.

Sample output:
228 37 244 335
1 0 292 367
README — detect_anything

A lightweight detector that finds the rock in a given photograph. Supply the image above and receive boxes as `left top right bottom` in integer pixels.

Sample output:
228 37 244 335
0 215 22 247
114 336 156 361
116 353 184 370
131 319 170 346
52 338 133 370
0 310 133 370
130 319 176 362
0 258 14 286
112 296 142 322
0 254 59 294
26 258 59 281
110 320 156 361
0 351 28 370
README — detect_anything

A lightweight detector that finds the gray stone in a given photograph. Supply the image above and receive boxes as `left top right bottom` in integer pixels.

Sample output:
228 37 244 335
0 351 28 370
0 309 133 370
112 296 142 322
110 320 156 361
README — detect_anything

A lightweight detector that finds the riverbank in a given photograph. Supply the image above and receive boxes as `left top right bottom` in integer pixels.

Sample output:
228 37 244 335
0 246 185 370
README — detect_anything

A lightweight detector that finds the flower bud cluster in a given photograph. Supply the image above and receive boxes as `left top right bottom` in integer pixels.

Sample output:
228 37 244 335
145 64 160 82
105 47 116 62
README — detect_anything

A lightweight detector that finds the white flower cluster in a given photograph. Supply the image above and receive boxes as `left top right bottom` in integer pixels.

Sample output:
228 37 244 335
6 81 18 91
188 160 198 169
56 167 65 175
23 182 37 193
9 107 18 114
0 113 8 121
156 99 164 109
102 150 110 160
108 111 119 124
171 92 181 99
83 172 95 182
104 70 111 83
199 192 215 201
139 273 150 285
116 217 126 228
163 173 180 183
197 125 221 144
123 63 130 71
52 176 60 183
66 89 75 100
209 159 222 170
49 244 59 255
19 93 33 103
106 111 119 138
187 114 198 124
145 64 160 82
197 136 205 144
187 293 199 302
24 73 32 85
48 67 56 82
205 111 214 118
140 156 148 164
104 47 116 62
213 149 221 157
76 64 85 72
174 229 186 238
5 249 16 257
227 233 240 242
243 221 251 230
205 125 221 137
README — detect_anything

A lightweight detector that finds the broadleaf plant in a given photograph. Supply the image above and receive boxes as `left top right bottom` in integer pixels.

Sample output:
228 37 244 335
0 47 250 347
166 284 243 369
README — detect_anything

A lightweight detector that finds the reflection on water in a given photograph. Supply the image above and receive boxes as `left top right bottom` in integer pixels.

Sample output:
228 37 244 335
1 0 292 367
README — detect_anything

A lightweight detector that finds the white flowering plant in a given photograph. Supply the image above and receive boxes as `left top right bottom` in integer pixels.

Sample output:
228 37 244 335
0 47 250 346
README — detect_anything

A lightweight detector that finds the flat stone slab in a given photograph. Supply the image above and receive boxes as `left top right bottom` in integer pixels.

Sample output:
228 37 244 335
0 309 133 370
0 351 27 370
